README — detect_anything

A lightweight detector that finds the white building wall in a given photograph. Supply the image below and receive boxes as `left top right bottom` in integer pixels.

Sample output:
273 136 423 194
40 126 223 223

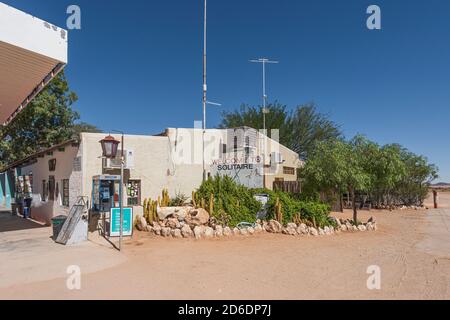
80 133 173 217
12 128 301 223
20 144 79 224
164 127 302 188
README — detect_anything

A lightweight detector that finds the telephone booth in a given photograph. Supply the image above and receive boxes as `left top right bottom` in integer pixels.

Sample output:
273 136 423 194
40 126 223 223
91 175 121 235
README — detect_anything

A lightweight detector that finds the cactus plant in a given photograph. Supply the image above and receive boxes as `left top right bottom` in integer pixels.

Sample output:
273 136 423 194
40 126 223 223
192 191 197 207
157 189 170 207
209 193 214 214
143 198 148 220
201 198 205 209
293 213 302 225
142 198 159 224
275 197 283 224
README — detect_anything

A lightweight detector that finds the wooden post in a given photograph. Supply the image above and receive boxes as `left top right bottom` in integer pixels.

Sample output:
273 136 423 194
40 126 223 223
433 190 438 209
351 188 357 223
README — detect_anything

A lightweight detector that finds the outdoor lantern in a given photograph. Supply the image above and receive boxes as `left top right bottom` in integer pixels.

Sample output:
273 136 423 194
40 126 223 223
99 135 120 159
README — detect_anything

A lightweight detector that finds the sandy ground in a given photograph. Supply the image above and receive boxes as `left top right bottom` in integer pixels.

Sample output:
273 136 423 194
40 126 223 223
0 212 126 290
0 193 449 300
425 190 450 209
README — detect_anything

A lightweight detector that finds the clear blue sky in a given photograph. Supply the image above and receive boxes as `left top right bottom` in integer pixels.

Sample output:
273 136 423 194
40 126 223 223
4 0 450 182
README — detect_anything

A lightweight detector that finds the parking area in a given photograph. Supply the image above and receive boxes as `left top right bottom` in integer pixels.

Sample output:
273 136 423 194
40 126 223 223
0 210 126 290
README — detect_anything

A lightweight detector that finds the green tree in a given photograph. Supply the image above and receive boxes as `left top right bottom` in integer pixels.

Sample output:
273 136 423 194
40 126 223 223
302 135 438 217
0 71 79 167
372 144 406 207
302 139 370 223
219 102 341 160
285 104 341 160
73 121 103 134
219 102 289 141
395 146 438 206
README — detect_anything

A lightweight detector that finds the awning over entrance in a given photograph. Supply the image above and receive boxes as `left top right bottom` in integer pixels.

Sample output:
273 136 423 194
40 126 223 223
0 3 68 126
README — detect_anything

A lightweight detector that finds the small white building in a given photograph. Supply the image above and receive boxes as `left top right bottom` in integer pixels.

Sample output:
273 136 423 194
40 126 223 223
3 127 302 224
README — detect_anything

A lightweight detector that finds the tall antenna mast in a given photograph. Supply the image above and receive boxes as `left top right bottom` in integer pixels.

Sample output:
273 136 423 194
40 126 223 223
203 0 207 132
202 0 221 182
249 58 279 132
250 58 278 188
202 0 208 182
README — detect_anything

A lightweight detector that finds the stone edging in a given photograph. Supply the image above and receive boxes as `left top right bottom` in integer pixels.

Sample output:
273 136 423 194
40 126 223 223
137 216 377 240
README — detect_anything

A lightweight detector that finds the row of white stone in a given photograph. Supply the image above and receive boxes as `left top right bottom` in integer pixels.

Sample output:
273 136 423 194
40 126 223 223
143 218 377 240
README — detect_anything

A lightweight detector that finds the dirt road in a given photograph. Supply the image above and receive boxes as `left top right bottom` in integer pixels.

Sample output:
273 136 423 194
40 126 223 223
0 194 449 300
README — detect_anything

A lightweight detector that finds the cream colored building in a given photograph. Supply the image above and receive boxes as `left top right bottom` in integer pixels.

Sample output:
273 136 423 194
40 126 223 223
4 127 302 224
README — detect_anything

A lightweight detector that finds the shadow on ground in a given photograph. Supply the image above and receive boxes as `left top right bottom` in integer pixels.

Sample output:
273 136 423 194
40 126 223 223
0 210 47 233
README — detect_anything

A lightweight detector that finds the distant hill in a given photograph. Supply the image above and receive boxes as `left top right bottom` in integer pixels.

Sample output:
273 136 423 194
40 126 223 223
430 182 450 189
433 182 450 186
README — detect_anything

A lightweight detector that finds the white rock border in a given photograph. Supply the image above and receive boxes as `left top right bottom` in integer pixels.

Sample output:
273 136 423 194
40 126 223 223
137 215 378 240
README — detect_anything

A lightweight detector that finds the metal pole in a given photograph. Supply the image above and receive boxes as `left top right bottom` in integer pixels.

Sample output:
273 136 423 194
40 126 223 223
250 58 278 132
262 60 266 132
202 0 207 182
262 60 266 188
119 134 124 251
250 58 278 188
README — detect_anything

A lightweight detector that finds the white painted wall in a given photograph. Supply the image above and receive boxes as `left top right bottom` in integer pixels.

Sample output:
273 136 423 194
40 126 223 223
164 127 302 188
20 145 79 224
80 133 172 217
13 129 301 223
0 2 68 63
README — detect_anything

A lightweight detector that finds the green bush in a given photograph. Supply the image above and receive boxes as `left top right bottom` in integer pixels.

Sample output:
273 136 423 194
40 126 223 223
195 176 331 228
195 175 262 227
299 201 334 228
255 189 332 228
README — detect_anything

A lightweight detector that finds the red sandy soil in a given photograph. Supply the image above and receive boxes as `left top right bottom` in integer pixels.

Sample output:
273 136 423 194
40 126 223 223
0 193 449 300
425 190 450 209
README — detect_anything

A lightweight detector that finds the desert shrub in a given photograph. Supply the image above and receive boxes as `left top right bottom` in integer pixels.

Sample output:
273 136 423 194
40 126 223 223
299 201 333 228
264 190 301 224
257 189 332 228
300 136 438 212
195 176 331 228
169 192 189 207
195 175 262 227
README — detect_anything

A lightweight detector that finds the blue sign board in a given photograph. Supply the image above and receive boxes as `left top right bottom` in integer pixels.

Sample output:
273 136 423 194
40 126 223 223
110 207 133 237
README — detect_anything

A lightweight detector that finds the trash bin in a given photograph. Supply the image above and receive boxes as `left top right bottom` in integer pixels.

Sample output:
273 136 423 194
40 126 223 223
51 215 67 240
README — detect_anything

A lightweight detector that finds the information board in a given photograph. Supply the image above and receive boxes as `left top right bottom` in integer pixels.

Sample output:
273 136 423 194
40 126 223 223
110 207 133 237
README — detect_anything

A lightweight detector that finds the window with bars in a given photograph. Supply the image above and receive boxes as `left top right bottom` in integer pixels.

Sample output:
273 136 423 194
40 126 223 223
62 179 69 207
127 180 141 206
283 166 296 175
48 176 55 201
41 180 48 201
48 159 56 171
245 136 250 160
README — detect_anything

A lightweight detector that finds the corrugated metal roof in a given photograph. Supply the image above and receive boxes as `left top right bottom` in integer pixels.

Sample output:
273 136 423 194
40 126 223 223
0 138 78 173
0 3 67 126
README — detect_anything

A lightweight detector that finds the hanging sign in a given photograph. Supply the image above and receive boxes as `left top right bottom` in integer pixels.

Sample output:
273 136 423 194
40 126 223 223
110 207 133 237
